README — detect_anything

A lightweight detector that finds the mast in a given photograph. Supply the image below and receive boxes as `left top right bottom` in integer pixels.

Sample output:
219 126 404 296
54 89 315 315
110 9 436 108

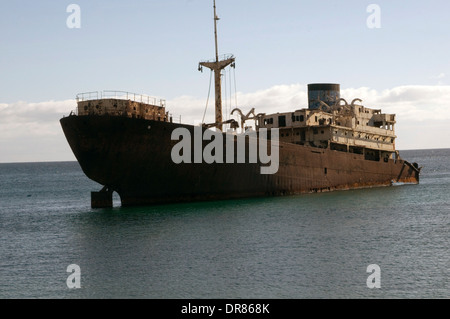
214 0 219 63
199 0 235 131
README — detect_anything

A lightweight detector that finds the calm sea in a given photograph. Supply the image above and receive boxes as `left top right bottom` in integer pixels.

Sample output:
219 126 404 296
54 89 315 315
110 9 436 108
0 149 448 299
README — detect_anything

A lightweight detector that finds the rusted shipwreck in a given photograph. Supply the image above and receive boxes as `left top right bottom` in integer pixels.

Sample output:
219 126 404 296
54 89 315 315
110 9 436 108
60 1 420 208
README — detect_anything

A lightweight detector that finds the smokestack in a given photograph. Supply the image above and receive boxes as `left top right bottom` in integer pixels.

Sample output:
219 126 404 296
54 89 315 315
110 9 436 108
308 83 340 110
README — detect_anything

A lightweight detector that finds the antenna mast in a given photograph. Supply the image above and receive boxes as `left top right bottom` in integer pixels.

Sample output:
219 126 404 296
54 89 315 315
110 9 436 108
199 0 235 131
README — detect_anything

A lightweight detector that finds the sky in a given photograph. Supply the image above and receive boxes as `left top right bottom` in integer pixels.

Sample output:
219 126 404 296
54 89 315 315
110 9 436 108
1 0 450 162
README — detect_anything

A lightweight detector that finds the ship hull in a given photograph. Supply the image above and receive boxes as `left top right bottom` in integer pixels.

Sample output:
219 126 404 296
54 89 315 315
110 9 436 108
60 115 420 207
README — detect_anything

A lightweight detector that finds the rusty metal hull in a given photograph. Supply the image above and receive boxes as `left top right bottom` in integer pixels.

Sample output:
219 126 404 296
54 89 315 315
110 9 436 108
60 115 420 207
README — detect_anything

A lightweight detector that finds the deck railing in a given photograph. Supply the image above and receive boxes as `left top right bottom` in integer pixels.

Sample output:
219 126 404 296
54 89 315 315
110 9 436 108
199 53 235 65
76 90 166 107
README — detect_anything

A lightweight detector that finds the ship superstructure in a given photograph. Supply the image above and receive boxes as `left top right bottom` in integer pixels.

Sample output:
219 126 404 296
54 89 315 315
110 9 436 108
257 83 399 163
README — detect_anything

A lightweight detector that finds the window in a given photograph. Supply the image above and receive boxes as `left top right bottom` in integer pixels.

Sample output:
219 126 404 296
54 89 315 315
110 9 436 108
278 115 286 127
300 115 304 122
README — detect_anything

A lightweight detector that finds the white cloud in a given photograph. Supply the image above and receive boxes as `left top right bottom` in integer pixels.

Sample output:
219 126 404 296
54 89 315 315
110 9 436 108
167 95 208 125
0 99 77 162
168 84 309 127
342 85 450 122
171 84 450 123
1 84 449 162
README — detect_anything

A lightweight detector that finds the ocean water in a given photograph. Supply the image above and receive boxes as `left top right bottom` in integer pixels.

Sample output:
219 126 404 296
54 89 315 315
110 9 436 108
0 149 448 299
